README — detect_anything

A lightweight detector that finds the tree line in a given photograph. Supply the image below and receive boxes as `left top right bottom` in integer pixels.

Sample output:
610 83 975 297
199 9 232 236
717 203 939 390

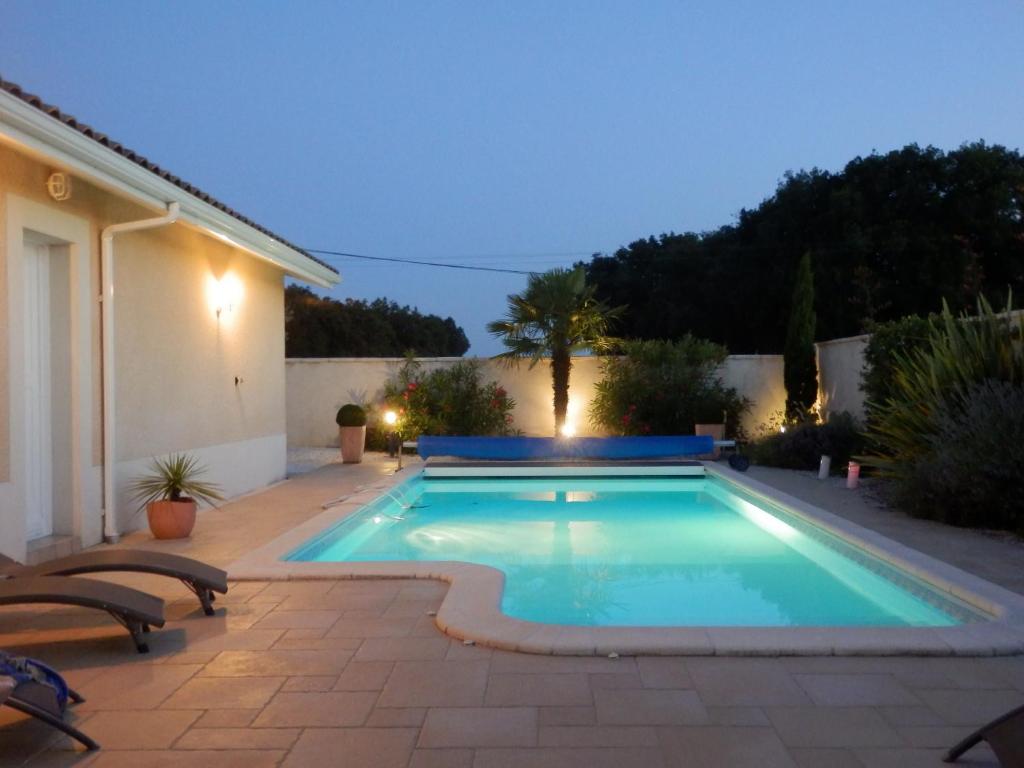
583 142 1024 353
285 285 470 357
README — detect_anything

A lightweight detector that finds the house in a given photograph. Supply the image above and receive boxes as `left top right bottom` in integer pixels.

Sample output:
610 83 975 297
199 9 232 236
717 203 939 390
0 77 339 562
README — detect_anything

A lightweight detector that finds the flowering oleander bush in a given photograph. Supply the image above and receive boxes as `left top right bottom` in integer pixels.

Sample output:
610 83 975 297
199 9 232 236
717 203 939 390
381 357 516 438
589 337 749 437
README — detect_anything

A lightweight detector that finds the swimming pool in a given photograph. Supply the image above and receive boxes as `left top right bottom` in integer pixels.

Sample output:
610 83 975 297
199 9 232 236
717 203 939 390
285 473 981 628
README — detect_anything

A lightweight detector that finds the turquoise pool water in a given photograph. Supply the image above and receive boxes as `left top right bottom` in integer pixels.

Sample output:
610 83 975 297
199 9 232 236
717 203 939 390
287 475 978 627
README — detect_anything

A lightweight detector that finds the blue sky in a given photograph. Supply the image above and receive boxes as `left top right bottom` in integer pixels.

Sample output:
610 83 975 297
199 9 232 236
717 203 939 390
2 1 1022 353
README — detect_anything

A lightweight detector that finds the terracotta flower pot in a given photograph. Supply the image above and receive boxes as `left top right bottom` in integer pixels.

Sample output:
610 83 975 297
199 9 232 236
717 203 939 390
694 423 725 458
339 425 367 464
146 499 197 539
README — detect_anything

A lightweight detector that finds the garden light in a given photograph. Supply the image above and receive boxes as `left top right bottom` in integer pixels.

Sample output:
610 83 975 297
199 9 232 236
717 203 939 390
383 410 398 426
560 422 576 438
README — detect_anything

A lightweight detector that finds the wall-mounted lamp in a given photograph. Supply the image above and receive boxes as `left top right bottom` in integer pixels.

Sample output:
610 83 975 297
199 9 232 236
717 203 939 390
208 273 243 320
46 172 72 201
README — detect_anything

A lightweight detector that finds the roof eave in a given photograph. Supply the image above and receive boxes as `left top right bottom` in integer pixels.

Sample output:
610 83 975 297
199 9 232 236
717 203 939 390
0 89 339 288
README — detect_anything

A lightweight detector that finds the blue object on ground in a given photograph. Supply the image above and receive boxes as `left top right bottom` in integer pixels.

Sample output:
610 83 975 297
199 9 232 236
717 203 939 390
417 435 713 460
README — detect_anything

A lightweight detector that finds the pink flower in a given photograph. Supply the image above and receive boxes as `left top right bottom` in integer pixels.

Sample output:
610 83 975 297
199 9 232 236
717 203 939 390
622 414 631 425
407 382 418 391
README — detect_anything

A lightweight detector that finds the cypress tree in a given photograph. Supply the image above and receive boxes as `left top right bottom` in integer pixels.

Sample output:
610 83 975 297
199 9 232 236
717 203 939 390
784 252 818 419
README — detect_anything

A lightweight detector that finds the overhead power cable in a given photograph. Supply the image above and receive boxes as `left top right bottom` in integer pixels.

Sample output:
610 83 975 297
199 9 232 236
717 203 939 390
304 248 536 275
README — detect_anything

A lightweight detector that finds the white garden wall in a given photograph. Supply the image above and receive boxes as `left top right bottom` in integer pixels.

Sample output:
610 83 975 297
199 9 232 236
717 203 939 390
285 354 786 446
816 334 868 421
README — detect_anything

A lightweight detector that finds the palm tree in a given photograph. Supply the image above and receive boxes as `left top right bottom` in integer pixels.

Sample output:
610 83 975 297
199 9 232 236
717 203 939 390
488 266 622 435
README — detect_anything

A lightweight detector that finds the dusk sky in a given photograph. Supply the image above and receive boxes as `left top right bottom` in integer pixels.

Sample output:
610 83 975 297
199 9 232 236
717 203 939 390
2 1 1022 354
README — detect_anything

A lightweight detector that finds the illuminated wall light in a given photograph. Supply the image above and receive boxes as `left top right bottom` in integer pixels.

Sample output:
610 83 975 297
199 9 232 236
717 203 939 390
207 273 244 320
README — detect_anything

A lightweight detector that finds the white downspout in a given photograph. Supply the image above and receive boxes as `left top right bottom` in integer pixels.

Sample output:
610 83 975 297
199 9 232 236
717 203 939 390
100 202 180 543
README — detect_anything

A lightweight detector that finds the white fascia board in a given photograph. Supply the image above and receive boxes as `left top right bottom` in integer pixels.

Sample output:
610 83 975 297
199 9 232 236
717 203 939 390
0 90 339 288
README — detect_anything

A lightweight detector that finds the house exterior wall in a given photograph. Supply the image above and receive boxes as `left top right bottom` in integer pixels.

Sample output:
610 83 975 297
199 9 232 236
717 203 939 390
0 143 287 558
284 354 786 447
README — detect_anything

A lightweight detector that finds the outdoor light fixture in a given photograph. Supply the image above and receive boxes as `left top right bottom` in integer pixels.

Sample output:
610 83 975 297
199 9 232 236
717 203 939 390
208 273 243 320
383 410 403 470
560 422 577 438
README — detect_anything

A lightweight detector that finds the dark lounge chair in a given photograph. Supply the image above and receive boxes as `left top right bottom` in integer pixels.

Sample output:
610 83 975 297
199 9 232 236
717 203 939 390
1 550 227 615
0 652 97 750
945 702 1024 766
0 576 165 653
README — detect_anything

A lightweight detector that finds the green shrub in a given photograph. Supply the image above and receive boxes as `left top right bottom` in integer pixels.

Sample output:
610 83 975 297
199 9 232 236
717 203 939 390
589 337 750 437
749 412 864 471
335 403 367 427
861 314 934 424
382 358 515 438
894 380 1024 529
864 297 1024 529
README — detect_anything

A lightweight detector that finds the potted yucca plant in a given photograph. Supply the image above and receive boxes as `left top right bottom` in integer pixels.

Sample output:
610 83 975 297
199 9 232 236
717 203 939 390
336 404 367 463
130 454 223 539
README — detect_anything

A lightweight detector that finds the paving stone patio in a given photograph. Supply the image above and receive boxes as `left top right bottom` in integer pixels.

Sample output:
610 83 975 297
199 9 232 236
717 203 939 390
2 454 1022 767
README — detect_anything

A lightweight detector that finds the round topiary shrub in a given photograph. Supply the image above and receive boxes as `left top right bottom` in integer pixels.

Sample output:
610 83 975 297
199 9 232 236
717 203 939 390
336 404 367 427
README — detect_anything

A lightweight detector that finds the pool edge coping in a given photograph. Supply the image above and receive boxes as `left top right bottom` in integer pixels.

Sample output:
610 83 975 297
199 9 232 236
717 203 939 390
228 464 1024 657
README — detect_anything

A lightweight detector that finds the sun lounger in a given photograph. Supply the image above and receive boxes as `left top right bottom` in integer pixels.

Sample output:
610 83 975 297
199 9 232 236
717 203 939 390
0 576 165 653
945 702 1024 765
0 652 97 750
1 550 227 616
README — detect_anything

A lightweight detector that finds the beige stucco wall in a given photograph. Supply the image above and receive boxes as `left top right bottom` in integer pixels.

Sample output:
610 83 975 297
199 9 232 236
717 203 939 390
285 353 787 447
816 334 868 422
0 141 289 553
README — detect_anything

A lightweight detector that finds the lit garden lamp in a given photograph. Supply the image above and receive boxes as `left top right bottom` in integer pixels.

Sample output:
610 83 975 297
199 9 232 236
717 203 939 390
384 410 403 470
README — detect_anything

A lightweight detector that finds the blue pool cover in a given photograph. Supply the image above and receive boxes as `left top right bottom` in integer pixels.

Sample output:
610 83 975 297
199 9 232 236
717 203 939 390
417 435 713 460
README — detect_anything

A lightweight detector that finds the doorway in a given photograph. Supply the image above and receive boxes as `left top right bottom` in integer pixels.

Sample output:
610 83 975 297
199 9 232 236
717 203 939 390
22 231 72 542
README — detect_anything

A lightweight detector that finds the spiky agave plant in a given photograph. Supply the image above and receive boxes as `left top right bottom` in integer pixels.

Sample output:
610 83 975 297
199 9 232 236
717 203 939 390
863 295 1024 496
130 453 224 512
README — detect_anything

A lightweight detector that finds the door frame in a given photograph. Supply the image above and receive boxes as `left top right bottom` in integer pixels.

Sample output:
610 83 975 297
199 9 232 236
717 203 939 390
4 194 94 560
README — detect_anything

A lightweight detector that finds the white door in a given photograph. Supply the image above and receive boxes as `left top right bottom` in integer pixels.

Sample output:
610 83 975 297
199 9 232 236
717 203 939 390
23 238 53 540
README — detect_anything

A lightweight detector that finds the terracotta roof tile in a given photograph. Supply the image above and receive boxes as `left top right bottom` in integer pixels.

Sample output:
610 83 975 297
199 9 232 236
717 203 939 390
0 76 337 276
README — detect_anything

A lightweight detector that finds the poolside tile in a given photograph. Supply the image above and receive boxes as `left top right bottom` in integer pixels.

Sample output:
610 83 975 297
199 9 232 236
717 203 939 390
161 677 285 710
409 749 475 768
793 673 921 706
325 615 417 638
589 672 643 690
446 638 494 660
199 648 352 677
636 657 692 689
191 709 259 728
593 688 708 725
537 706 596 726
419 707 537 748
788 748 864 768
485 673 592 706
77 664 202 711
77 710 199 749
539 725 658 747
688 659 811 706
914 687 1024 725
334 660 394 690
875 705 945 727
852 747 982 767
251 609 343 630
490 651 633 675
280 675 338 692
657 725 797 768
705 706 771 726
365 707 428 727
377 660 490 707
174 727 300 749
251 691 377 727
86 750 285 767
765 707 902 748
472 747 666 767
282 727 418 768
355 636 452 661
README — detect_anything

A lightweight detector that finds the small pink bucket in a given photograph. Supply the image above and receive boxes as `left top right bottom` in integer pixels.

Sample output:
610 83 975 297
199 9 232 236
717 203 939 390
846 461 861 489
